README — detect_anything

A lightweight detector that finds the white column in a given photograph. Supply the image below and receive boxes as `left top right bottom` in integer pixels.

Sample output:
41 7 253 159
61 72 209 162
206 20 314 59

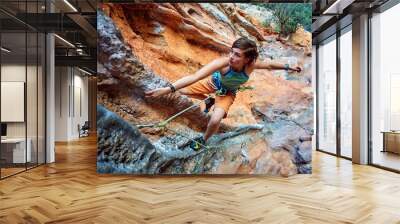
352 14 369 164
46 32 55 163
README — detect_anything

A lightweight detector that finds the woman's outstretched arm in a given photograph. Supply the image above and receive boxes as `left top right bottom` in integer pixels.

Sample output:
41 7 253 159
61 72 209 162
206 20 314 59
145 57 229 98
252 59 302 72
171 57 228 90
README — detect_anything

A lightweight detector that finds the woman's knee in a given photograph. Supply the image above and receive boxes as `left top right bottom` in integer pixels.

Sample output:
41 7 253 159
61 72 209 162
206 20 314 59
208 108 225 126
208 118 221 128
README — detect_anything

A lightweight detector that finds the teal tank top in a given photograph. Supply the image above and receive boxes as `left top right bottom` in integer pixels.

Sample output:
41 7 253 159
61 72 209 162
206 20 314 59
212 67 249 93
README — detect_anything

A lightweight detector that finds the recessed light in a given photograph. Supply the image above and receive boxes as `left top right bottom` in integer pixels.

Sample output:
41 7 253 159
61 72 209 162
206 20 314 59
78 67 92 76
1 47 11 53
322 0 354 15
63 0 78 12
54 34 75 48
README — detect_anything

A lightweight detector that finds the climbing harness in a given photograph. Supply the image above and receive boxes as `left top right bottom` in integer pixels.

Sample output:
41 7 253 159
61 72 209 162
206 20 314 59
204 97 215 113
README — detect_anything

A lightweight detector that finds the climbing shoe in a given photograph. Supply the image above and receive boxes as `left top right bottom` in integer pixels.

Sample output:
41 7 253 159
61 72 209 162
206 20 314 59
189 136 206 151
204 97 215 113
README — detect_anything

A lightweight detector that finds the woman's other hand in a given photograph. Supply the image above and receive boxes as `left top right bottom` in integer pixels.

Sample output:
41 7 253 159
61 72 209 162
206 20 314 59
290 66 302 73
144 87 170 98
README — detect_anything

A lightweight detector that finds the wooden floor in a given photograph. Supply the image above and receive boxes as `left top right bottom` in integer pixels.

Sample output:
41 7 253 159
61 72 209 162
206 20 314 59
373 150 400 171
1 167 26 178
1 163 43 178
1 135 400 223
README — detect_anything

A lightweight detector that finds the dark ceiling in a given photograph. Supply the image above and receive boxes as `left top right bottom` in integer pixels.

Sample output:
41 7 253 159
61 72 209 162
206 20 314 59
312 0 391 44
0 0 96 73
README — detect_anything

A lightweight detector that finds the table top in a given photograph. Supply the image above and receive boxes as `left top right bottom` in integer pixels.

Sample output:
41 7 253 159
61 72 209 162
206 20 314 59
1 138 29 143
381 131 400 134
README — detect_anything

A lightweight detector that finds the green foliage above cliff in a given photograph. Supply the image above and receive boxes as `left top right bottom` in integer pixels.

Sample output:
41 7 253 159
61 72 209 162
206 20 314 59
259 3 312 36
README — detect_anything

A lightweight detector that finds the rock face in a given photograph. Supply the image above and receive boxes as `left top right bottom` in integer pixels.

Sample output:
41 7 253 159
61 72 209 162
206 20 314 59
98 104 271 174
97 3 313 175
97 8 220 133
97 105 158 174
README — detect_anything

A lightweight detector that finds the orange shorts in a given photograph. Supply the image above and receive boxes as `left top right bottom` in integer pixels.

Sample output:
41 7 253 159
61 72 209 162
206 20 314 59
180 77 235 118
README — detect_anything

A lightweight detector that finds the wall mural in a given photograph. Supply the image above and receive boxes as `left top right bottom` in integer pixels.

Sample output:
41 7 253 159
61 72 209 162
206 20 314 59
97 3 313 176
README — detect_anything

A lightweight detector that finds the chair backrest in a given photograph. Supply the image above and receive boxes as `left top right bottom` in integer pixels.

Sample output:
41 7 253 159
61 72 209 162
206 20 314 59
82 121 90 129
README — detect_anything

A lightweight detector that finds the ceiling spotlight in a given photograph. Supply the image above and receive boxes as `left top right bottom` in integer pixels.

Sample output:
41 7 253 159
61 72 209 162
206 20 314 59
1 47 11 53
322 0 355 15
76 48 84 55
54 34 75 48
63 0 78 12
78 67 93 76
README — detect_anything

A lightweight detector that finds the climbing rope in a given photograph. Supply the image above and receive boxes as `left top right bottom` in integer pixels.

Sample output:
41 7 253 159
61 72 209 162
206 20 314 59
137 95 212 129
137 95 213 150
137 86 254 150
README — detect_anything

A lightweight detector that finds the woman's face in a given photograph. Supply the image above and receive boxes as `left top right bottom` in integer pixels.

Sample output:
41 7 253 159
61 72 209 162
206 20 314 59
229 48 250 70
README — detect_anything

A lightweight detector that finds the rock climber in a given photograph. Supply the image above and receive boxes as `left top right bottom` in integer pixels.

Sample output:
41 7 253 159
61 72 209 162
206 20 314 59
145 37 302 151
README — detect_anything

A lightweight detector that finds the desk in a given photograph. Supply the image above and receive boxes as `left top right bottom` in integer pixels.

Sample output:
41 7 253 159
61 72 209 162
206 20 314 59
1 138 31 163
381 131 400 154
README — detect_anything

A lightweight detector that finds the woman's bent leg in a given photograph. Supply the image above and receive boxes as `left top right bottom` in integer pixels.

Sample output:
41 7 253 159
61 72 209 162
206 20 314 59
203 107 225 142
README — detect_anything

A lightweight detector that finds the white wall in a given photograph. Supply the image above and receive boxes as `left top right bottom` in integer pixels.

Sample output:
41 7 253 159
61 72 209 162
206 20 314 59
55 66 68 141
0 65 40 138
71 72 89 138
55 67 89 141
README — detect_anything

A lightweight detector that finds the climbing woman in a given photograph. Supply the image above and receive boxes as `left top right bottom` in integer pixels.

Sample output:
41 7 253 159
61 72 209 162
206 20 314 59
145 37 301 151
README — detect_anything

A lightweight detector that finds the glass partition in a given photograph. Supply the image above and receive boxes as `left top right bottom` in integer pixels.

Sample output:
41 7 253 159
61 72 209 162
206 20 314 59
371 3 400 171
0 0 46 179
1 31 27 177
339 26 352 158
317 35 337 155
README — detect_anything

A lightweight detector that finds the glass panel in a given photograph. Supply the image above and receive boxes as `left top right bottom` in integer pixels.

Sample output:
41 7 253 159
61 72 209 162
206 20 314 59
318 36 337 154
340 28 352 158
25 0 38 169
1 31 27 177
38 32 45 165
27 31 38 169
371 3 400 171
312 45 317 151
0 1 46 178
